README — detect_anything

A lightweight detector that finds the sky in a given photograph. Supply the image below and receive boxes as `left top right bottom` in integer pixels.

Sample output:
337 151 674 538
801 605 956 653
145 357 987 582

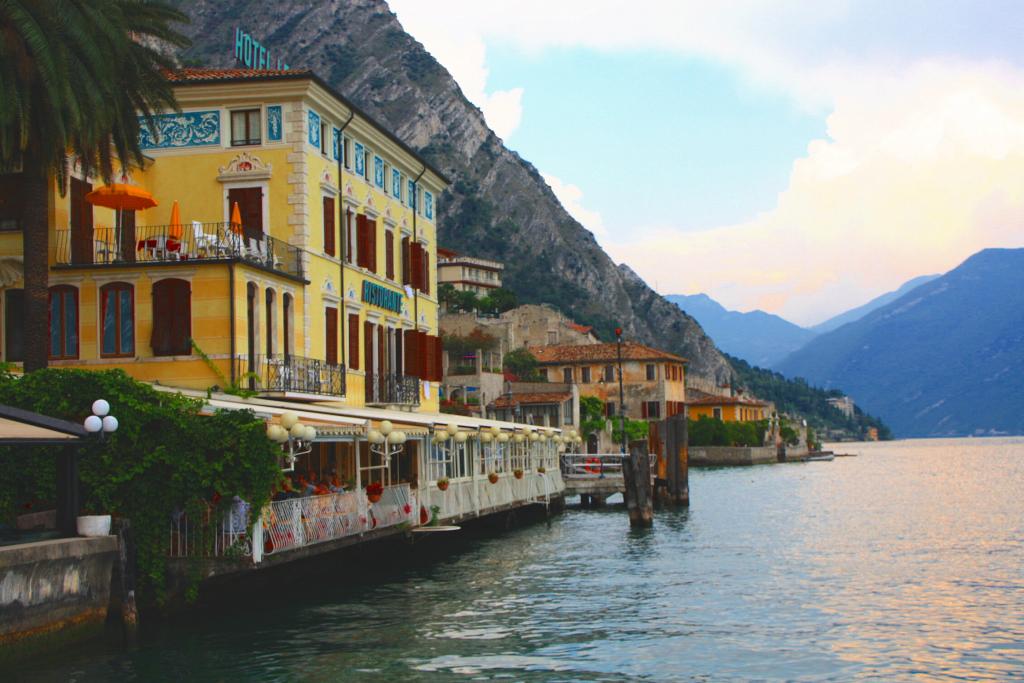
389 1 1024 326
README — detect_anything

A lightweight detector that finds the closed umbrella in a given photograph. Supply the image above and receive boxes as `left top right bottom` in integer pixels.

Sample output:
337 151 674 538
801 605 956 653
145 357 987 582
230 202 243 235
168 201 182 239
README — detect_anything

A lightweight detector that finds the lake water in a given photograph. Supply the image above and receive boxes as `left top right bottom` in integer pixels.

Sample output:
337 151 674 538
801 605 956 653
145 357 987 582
13 437 1024 681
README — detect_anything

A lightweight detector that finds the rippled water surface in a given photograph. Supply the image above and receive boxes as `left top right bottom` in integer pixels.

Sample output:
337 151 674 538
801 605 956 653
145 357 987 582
16 438 1024 681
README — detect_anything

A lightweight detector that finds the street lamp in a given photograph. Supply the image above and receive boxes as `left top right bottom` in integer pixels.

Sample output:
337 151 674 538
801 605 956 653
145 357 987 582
615 326 626 455
266 410 317 471
83 399 119 440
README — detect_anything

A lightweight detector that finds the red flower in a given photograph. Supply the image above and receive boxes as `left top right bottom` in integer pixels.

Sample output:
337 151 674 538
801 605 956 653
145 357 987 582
403 503 412 514
365 482 384 497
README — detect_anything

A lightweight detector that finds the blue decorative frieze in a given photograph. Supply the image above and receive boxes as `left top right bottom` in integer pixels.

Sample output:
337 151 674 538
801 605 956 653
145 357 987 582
354 142 365 176
374 155 384 188
138 111 220 149
267 105 282 142
332 127 341 160
392 169 402 200
424 191 434 220
308 109 321 148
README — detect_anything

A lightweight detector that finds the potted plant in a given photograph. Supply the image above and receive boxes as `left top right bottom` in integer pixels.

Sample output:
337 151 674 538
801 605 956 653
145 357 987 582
436 477 450 491
537 466 546 474
487 471 499 484
365 481 384 504
76 512 111 537
513 468 524 480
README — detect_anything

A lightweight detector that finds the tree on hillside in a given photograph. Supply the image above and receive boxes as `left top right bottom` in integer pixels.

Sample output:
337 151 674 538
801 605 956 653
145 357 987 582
0 0 189 371
503 347 544 382
478 287 517 315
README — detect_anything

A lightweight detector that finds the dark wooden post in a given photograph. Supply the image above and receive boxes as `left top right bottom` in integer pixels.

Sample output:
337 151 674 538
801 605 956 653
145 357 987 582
621 440 653 527
665 413 689 506
56 444 80 536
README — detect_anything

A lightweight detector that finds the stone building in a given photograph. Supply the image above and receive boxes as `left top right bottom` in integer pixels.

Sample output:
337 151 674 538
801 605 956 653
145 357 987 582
531 342 687 452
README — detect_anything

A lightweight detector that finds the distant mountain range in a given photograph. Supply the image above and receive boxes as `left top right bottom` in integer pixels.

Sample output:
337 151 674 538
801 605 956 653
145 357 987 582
775 248 1024 437
665 294 815 368
809 274 939 334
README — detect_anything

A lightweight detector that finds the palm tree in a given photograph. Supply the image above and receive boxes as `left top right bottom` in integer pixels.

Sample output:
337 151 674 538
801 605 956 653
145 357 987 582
0 0 189 371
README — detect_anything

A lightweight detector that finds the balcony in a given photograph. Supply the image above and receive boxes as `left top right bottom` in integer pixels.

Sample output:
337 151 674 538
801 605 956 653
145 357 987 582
54 222 303 280
365 373 420 407
236 354 345 397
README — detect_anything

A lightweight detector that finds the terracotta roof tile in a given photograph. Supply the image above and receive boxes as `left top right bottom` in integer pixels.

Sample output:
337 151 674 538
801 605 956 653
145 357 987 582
532 342 687 364
492 392 572 407
163 67 310 82
567 323 593 334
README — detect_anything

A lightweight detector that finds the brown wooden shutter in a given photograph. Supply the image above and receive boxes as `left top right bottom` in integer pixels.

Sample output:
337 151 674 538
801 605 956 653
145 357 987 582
367 217 378 273
227 187 263 241
323 197 335 256
325 307 338 365
395 329 404 376
641 401 649 418
152 278 191 356
403 329 418 377
346 209 354 263
385 231 394 280
409 242 423 290
348 313 360 369
364 321 374 401
401 237 411 285
356 215 368 269
432 335 443 381
377 325 385 382
422 250 431 295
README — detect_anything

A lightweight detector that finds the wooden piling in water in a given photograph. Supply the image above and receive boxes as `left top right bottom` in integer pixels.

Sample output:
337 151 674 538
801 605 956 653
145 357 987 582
622 440 654 527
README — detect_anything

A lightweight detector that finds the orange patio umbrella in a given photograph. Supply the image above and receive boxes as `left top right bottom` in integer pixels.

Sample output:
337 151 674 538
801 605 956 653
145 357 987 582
168 201 182 239
85 183 157 211
230 201 243 235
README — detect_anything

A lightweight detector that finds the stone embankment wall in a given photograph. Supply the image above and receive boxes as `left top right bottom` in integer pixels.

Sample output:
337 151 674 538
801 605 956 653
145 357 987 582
690 446 777 467
0 536 117 647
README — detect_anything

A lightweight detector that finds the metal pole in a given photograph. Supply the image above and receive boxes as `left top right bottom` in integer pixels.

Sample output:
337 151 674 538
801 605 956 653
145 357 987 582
616 328 626 455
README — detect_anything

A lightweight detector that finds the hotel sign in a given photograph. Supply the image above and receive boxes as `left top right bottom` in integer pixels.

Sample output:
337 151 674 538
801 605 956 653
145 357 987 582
233 27 290 70
362 281 403 313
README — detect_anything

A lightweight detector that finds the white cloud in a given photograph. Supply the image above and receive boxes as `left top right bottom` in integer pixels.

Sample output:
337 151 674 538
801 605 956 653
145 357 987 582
390 1 1024 323
541 172 608 244
606 60 1024 325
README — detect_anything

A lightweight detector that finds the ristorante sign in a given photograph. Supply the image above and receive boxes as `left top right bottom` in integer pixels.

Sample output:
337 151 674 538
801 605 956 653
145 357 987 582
362 281 403 313
234 27 290 70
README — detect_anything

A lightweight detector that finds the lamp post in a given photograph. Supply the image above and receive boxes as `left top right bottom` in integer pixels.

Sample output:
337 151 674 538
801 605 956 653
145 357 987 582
266 411 317 471
615 327 626 455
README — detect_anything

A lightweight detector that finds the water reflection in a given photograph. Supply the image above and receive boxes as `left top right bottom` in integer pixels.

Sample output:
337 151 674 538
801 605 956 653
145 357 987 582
13 437 1024 682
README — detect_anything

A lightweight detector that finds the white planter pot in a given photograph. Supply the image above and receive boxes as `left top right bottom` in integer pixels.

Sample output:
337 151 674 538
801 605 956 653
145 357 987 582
76 514 112 537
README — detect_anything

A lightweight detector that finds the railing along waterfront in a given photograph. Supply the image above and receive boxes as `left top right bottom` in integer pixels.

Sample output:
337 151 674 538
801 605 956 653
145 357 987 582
169 498 253 559
55 222 303 279
364 373 420 406
169 484 414 563
560 453 657 479
236 354 345 397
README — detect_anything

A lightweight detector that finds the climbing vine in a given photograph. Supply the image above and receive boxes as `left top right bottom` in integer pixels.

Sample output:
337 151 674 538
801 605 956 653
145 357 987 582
0 368 281 607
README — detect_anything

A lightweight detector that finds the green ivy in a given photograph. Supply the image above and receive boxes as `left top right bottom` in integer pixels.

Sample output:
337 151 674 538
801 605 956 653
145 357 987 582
0 369 281 607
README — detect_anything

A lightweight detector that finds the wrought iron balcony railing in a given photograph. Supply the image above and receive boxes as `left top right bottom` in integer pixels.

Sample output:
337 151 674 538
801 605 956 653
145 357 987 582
364 373 420 406
236 354 345 397
55 222 303 279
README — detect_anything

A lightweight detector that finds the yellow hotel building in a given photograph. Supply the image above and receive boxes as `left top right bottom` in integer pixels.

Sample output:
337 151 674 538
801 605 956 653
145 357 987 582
0 68 448 412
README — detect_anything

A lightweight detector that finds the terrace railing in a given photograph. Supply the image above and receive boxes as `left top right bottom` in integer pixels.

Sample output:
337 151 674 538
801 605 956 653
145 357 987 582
55 222 303 279
236 354 345 397
364 373 420 406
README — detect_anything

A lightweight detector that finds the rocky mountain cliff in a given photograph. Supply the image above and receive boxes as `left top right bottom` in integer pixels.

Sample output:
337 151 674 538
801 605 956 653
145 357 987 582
173 0 731 380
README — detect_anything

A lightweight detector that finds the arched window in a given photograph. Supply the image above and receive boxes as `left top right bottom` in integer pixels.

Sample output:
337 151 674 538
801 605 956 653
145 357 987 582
282 293 293 359
151 278 191 356
100 282 134 357
265 288 276 357
48 285 78 359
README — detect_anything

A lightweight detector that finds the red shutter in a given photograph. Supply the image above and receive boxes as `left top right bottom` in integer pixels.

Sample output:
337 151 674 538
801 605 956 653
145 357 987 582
368 218 378 274
357 215 369 269
432 335 443 381
403 329 418 378
346 209 354 263
401 237 411 285
410 243 423 291
348 313 360 369
323 197 335 256
151 278 191 356
325 307 338 365
364 321 375 402
422 250 431 295
385 231 394 280
641 401 649 419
